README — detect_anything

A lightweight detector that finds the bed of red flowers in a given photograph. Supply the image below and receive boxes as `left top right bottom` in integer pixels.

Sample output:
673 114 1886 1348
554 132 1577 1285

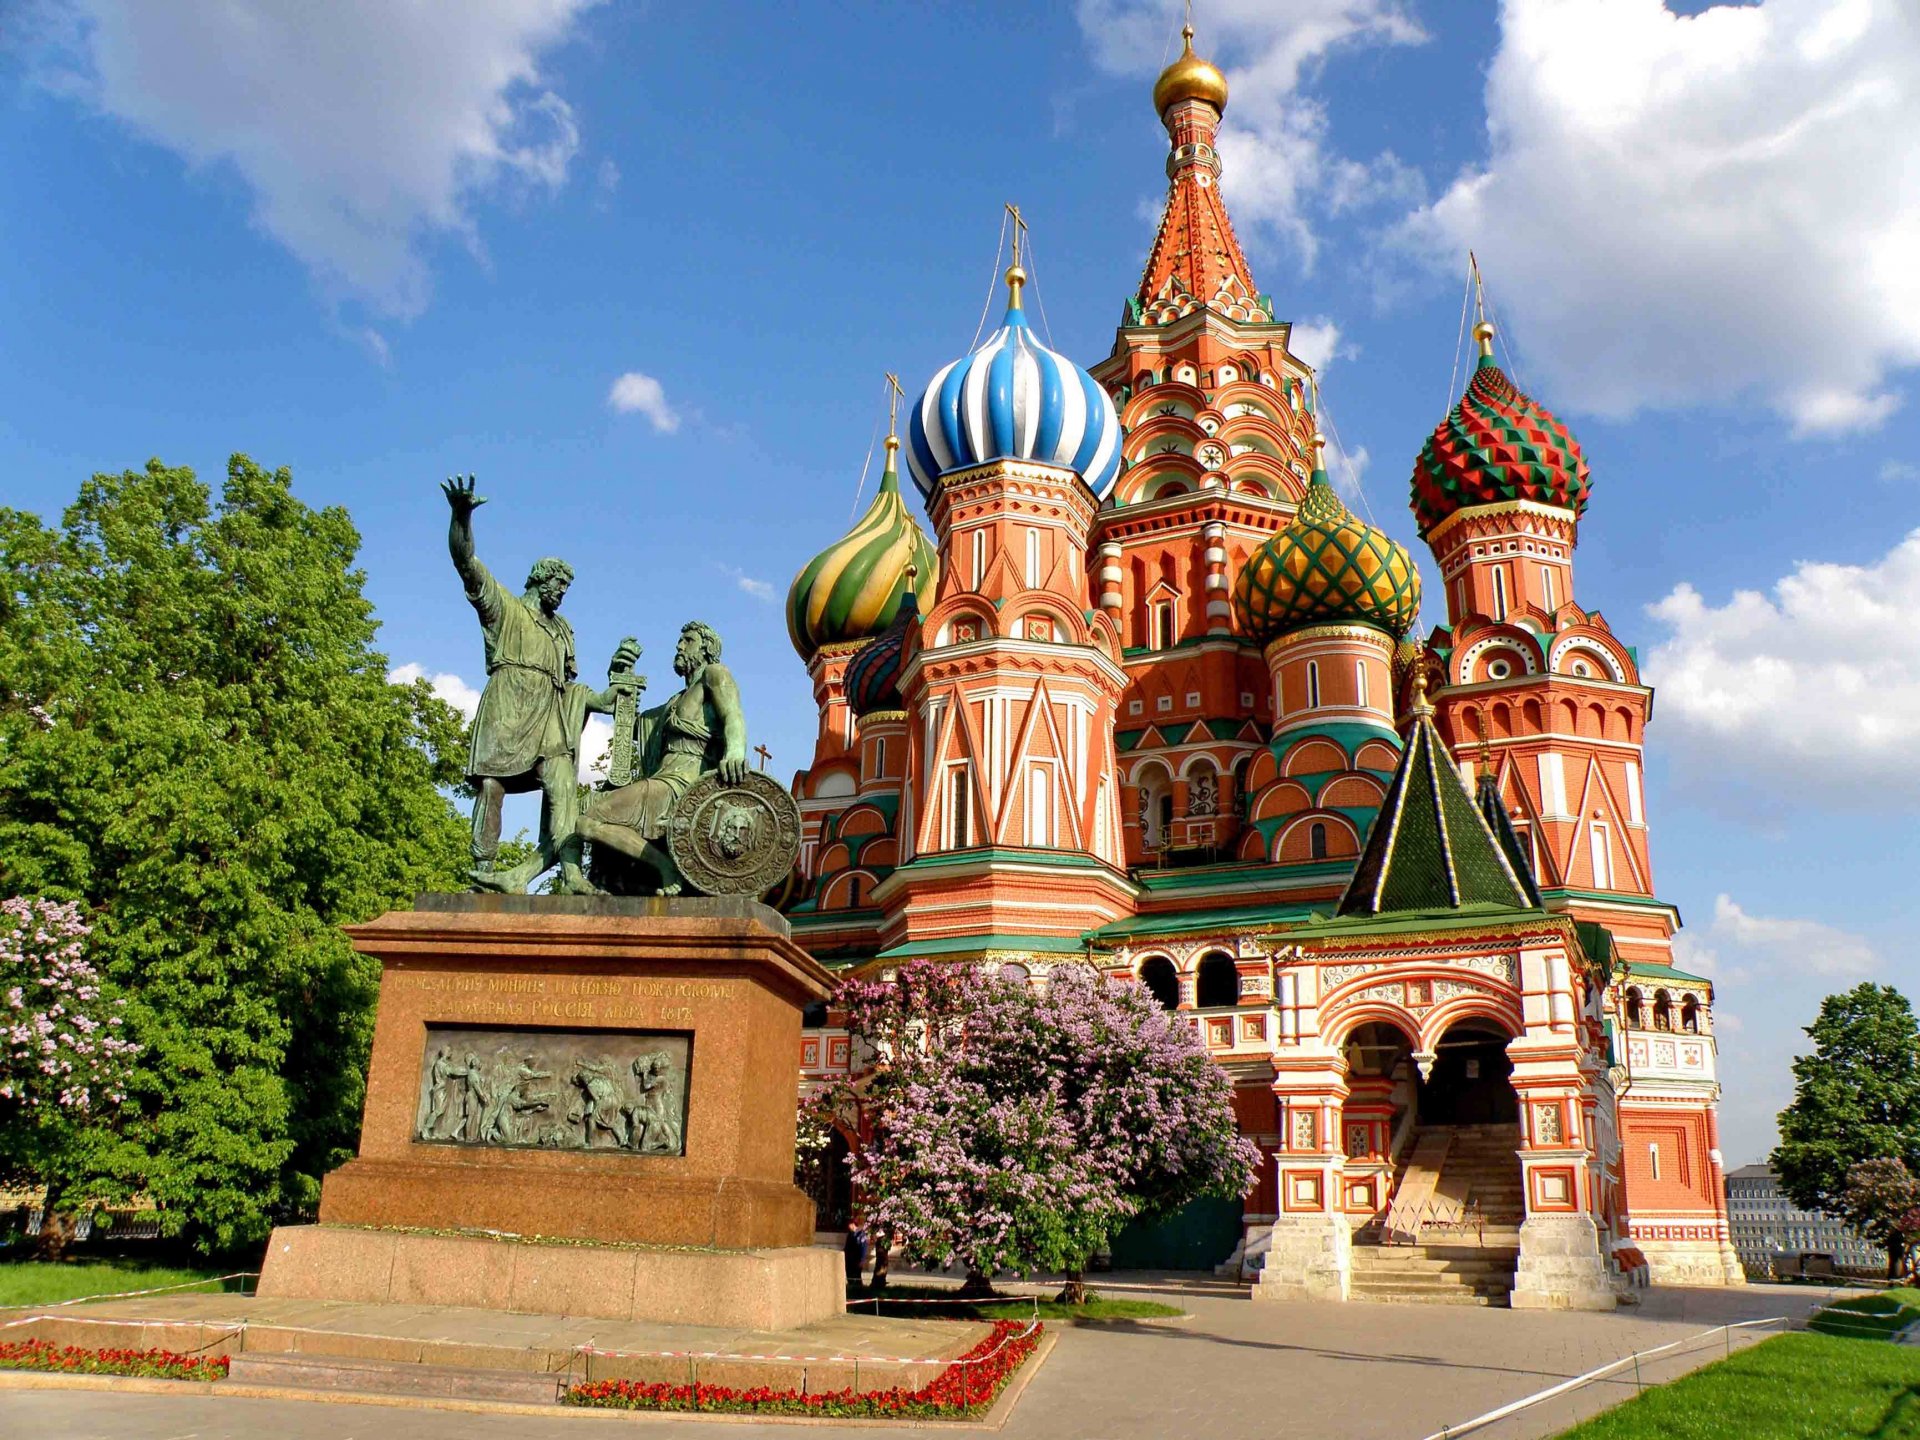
564 1318 1043 1418
0 1338 230 1382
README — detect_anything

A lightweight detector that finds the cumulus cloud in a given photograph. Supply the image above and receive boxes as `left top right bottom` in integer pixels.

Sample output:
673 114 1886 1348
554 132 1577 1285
1398 0 1920 434
578 714 612 783
718 564 776 602
1075 0 1426 267
607 371 682 433
1286 317 1349 373
1674 895 1878 982
1643 530 1920 808
388 662 483 723
49 0 599 318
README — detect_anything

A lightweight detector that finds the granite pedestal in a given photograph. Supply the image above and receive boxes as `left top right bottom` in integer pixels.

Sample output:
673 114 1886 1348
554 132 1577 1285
257 895 842 1329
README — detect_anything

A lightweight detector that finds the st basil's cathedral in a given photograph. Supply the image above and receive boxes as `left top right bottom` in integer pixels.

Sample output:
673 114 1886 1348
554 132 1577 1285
781 27 1742 1308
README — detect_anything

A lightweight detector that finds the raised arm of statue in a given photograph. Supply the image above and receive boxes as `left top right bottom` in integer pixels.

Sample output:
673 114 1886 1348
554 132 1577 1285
706 662 749 785
441 475 489 595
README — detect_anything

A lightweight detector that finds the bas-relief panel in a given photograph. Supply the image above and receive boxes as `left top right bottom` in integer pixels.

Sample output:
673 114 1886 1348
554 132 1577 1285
414 1025 691 1156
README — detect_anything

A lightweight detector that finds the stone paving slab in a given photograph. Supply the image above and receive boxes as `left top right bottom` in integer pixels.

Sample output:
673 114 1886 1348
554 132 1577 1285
1 1291 986 1395
0 1276 1843 1440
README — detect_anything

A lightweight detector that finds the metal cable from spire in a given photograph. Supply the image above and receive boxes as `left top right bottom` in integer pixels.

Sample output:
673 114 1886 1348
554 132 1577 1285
1446 254 1474 412
1023 223 1057 348
846 372 894 520
967 209 1012 352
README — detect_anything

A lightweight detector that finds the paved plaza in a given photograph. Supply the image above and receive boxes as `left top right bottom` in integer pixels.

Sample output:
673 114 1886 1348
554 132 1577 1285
0 1277 1833 1440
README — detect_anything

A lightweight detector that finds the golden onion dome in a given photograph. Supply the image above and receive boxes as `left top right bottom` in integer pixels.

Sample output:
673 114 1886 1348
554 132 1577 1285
1153 25 1228 118
1232 436 1423 644
787 437 939 662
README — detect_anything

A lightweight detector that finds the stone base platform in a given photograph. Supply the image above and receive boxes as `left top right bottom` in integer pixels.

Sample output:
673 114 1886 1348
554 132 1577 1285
4 1290 986 1400
259 1224 843 1331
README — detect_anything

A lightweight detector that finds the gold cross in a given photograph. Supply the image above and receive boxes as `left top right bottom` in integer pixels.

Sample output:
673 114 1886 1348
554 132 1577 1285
884 372 903 438
1005 202 1027 270
1470 250 1487 328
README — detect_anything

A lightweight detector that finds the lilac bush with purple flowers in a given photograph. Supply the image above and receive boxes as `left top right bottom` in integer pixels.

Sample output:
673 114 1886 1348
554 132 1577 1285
0 898 139 1215
829 960 1259 1292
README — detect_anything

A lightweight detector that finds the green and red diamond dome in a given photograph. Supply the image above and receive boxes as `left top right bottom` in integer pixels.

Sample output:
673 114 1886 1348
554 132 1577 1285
1411 325 1591 538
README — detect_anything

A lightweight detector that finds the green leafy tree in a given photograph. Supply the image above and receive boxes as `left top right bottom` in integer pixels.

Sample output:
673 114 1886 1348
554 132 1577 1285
1773 983 1920 1264
0 457 469 1252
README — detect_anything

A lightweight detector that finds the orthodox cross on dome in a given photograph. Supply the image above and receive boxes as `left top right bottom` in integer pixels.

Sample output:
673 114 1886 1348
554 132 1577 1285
1004 201 1028 307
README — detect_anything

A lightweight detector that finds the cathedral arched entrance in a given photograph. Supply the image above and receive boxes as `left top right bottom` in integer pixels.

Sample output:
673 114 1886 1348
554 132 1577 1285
1418 1018 1520 1127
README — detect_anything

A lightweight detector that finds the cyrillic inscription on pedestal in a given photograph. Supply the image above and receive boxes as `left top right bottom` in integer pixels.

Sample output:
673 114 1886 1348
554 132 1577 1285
414 1025 690 1155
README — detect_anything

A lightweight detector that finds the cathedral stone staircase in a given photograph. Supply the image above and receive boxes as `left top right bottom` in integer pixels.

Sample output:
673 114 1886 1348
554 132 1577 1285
1350 1122 1524 1305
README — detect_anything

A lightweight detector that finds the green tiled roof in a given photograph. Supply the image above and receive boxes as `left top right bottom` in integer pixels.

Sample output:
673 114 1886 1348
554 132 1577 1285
1477 771 1543 907
1337 705 1533 917
1084 901 1319 944
1621 960 1711 986
873 933 1091 960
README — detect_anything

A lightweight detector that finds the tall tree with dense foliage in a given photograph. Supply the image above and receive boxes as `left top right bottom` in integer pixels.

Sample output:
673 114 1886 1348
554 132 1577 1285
831 961 1259 1297
1773 983 1920 1230
0 458 470 1250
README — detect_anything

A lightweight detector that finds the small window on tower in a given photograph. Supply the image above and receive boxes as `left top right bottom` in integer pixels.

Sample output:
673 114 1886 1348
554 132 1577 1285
947 766 972 849
971 530 987 590
1487 658 1512 681
1309 822 1328 860
1306 661 1322 708
872 736 887 776
1152 601 1176 650
1541 565 1557 611
1355 661 1369 708
1492 568 1510 620
1026 528 1041 586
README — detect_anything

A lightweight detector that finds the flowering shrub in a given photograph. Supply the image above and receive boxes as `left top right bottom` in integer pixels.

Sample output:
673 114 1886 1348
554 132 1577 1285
1 898 137 1117
1 899 140 1221
0 1339 228 1381
821 961 1260 1283
565 1319 1040 1417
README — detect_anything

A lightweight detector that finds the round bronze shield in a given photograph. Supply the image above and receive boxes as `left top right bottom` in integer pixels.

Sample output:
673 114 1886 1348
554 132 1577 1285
667 771 802 897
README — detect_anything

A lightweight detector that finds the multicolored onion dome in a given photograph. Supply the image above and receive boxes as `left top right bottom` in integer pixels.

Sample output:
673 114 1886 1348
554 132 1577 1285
843 584 918 719
1411 323 1591 538
906 270 1122 502
1153 24 1228 117
787 439 938 662
1233 445 1422 643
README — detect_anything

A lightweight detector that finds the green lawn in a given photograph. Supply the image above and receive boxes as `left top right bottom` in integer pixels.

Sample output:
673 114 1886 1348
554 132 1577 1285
1809 1288 1920 1341
849 1283 1184 1323
1553 1332 1920 1439
0 1259 243 1308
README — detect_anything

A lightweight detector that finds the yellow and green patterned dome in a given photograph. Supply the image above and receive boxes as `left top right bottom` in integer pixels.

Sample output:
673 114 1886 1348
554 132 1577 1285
1233 439 1422 643
787 437 939 662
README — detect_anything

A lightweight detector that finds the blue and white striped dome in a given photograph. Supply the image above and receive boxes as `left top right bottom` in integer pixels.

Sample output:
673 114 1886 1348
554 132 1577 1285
906 290 1123 501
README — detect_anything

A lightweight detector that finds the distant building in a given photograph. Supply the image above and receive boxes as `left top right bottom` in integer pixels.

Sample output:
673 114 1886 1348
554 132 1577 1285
1724 1164 1884 1277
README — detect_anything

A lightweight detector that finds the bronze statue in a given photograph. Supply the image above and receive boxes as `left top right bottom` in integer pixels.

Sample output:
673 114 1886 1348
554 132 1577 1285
440 476 639 894
579 620 751 896
439 478 797 898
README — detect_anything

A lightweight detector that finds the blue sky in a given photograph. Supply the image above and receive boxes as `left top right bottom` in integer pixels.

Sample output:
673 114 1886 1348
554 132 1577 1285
5 0 1918 1166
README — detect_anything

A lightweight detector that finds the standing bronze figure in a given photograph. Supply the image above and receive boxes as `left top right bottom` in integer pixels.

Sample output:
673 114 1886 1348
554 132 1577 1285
440 476 639 894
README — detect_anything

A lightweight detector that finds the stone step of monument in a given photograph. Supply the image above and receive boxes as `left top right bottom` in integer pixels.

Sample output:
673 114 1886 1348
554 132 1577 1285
1347 1279 1509 1306
1349 1252 1518 1276
227 1351 567 1404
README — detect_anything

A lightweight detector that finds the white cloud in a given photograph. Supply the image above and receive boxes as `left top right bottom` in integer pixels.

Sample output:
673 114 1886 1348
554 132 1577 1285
1643 529 1920 807
1075 1 1426 267
578 714 612 783
50 0 599 318
1287 317 1349 372
607 371 682 433
1881 460 1920 483
388 662 482 722
718 564 776 602
1679 895 1878 982
1399 0 1920 434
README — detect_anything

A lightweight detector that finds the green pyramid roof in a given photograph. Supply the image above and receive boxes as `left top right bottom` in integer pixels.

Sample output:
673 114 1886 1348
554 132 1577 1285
1337 699 1535 917
1476 770 1544 908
